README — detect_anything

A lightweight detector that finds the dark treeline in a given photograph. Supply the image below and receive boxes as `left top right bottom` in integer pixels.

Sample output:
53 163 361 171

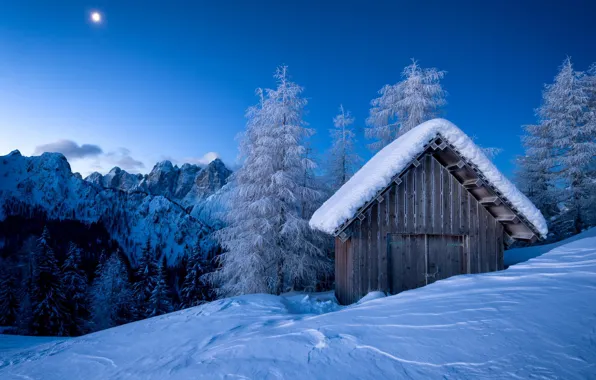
0 213 216 336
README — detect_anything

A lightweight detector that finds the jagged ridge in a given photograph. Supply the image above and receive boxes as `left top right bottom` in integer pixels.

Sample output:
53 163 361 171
0 151 229 264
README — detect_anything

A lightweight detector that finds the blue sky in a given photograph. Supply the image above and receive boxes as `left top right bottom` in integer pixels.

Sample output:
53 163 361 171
1 0 594 176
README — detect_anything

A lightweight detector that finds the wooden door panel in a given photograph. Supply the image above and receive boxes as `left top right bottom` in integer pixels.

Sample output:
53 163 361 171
389 233 467 293
388 234 427 294
427 235 465 284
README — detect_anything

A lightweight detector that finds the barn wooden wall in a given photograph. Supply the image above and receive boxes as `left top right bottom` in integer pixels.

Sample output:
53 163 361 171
335 153 505 305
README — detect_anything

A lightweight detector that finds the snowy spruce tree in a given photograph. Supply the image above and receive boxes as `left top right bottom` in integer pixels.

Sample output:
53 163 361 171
90 252 133 331
327 105 361 191
148 257 172 317
519 57 596 237
555 59 596 233
366 59 446 151
180 243 209 308
30 227 69 336
133 239 159 318
210 66 329 296
62 242 89 335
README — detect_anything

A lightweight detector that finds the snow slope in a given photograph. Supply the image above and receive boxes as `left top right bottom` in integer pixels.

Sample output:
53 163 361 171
2 232 595 379
505 227 596 267
310 118 548 238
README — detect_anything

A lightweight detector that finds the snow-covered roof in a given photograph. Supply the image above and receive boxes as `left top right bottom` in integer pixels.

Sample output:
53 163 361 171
310 118 548 238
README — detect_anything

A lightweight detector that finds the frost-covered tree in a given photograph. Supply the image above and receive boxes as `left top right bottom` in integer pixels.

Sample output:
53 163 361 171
30 227 69 336
583 63 596 226
62 242 89 335
546 58 595 235
585 63 596 110
515 154 558 222
180 244 208 308
148 257 172 317
519 57 596 237
327 105 361 191
133 239 158 318
210 66 328 296
0 259 20 327
366 59 446 151
90 253 133 331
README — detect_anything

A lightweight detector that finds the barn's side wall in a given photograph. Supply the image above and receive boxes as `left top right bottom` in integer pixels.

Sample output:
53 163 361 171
335 154 505 305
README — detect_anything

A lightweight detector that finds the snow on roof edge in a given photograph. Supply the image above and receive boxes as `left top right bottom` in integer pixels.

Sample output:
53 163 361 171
310 118 548 238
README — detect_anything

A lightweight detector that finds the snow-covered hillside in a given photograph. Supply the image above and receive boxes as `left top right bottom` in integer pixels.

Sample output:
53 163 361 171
2 230 595 379
0 150 220 262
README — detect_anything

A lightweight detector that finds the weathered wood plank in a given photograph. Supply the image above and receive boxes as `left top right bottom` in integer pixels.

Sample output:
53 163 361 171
488 213 496 272
372 202 380 291
392 234 406 293
460 175 469 235
404 235 413 290
389 183 397 231
416 160 425 234
478 206 487 273
424 155 433 234
367 206 373 293
469 194 479 274
396 176 405 233
357 219 363 302
442 164 450 235
406 169 415 233
452 175 460 235
496 223 504 270
360 209 367 301
414 235 426 288
432 157 442 234
346 238 353 304
335 237 343 304
379 188 389 293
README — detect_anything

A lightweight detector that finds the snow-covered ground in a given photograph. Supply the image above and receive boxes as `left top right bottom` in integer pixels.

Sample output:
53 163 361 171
504 228 596 267
2 231 595 379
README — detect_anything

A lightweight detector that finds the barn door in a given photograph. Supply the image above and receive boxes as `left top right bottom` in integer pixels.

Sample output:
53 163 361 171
388 234 467 293
426 235 466 285
388 234 427 294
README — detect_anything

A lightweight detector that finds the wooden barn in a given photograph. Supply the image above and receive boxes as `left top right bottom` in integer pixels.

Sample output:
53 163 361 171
310 119 547 305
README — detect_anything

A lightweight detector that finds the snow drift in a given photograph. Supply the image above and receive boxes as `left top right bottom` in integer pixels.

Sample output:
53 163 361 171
2 229 595 379
310 118 548 238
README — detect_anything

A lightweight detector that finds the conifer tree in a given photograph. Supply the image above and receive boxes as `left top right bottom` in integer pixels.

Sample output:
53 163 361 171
211 66 328 296
134 238 158 318
90 252 133 331
30 227 69 336
180 244 208 308
62 242 89 335
366 59 446 151
550 58 595 234
519 57 596 237
148 257 172 317
327 105 361 191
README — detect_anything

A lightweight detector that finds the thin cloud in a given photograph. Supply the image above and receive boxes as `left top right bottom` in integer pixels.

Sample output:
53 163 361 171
104 148 145 172
185 152 219 166
34 140 103 160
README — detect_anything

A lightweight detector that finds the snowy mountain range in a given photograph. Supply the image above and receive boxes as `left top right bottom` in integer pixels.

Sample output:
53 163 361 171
0 150 231 263
85 157 231 216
